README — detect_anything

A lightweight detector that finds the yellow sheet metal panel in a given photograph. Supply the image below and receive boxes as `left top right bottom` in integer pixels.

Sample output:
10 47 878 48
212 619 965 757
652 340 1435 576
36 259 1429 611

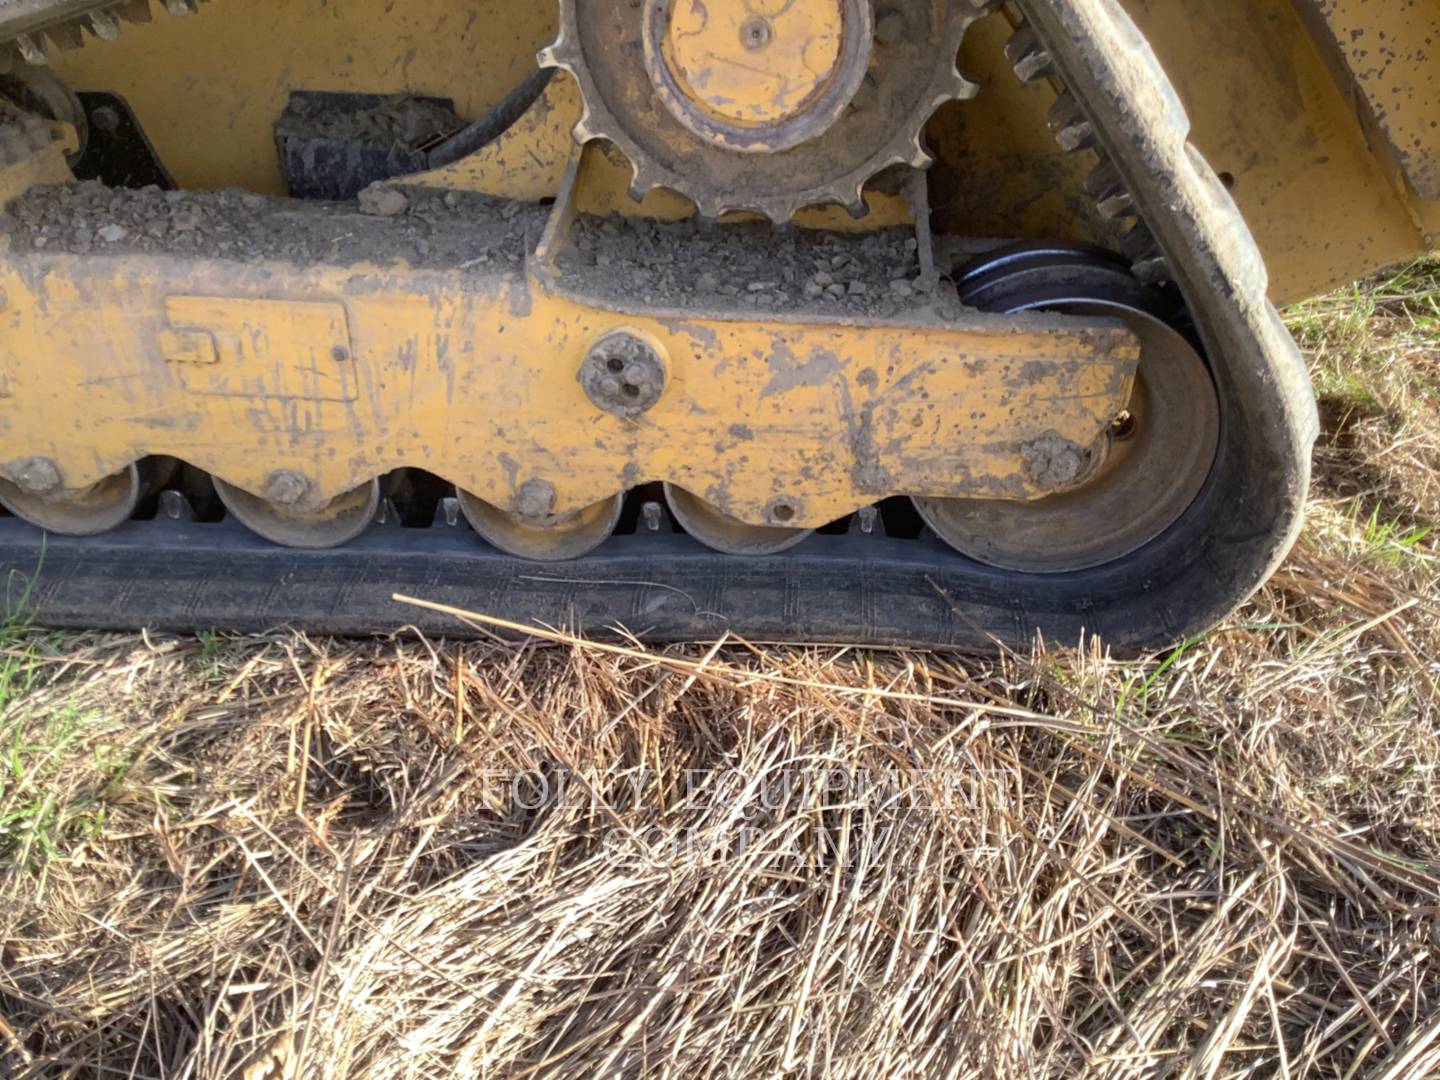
929 13 1095 245
0 249 1137 528
1294 0 1440 201
162 297 357 402
52 0 557 193
1118 0 1430 302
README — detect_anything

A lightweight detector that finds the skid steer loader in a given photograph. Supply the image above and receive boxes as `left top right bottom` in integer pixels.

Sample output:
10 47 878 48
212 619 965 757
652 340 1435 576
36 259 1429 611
0 0 1432 648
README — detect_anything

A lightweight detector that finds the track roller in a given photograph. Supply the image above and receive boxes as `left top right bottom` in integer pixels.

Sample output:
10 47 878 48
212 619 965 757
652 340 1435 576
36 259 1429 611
214 477 381 550
663 484 813 556
457 490 623 561
0 460 148 536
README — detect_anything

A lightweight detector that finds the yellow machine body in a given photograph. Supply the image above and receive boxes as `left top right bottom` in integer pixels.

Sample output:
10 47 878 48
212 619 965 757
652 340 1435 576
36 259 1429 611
41 0 1440 303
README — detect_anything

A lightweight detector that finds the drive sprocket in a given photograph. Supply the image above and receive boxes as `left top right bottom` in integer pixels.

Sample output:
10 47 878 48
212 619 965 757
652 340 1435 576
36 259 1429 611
541 0 987 220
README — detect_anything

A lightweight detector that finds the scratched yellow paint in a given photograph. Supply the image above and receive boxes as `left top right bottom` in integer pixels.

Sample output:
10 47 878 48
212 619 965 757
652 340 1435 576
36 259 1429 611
0 247 1137 528
656 0 846 129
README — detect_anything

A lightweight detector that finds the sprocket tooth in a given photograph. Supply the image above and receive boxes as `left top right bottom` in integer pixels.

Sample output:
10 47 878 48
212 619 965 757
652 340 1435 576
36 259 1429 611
1048 93 1095 153
537 33 581 72
1005 23 1055 84
163 0 200 14
768 198 808 223
693 195 732 220
625 161 661 201
572 115 598 143
940 68 981 104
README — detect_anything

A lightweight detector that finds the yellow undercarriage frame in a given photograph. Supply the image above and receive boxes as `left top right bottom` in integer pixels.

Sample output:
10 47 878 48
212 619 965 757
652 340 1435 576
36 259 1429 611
0 142 1138 530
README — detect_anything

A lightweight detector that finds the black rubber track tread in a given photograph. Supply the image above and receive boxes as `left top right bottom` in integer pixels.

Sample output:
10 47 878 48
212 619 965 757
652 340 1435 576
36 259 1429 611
998 0 1319 642
0 0 1319 651
0 518 1073 648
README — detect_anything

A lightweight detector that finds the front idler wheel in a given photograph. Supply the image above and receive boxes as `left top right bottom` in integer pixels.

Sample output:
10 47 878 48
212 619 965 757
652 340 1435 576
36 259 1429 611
914 247 1221 574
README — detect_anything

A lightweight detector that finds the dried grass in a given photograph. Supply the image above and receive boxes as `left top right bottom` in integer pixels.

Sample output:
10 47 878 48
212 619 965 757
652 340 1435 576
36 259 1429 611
0 271 1438 1078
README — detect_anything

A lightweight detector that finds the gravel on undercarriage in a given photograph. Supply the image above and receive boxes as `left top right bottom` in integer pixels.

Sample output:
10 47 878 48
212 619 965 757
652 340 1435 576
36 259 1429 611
0 180 549 270
556 212 948 319
1 183 956 318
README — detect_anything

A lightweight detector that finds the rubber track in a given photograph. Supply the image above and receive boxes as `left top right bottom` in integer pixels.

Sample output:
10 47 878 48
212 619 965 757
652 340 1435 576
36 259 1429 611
0 0 1318 650
0 516 1062 647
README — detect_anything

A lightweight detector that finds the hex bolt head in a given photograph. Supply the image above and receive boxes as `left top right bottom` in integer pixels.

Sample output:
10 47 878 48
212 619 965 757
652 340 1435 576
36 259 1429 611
1020 432 1088 493
90 105 121 133
11 456 62 495
580 332 668 418
764 497 803 526
515 479 558 520
263 469 310 507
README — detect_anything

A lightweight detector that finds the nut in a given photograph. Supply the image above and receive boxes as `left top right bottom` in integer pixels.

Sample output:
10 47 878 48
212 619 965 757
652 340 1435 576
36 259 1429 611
263 469 310 507
764 497 802 526
580 332 668 418
90 105 121 134
1020 432 1088 493
515 479 558 520
8 456 62 495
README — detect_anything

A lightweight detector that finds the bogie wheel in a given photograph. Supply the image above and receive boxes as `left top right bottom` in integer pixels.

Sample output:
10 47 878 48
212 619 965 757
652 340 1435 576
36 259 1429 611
215 477 381 550
664 484 814 557
0 460 149 536
457 490 624 562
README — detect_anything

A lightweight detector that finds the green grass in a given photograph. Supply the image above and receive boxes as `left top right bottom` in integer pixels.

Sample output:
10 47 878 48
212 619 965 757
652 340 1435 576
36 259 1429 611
0 702 110 866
